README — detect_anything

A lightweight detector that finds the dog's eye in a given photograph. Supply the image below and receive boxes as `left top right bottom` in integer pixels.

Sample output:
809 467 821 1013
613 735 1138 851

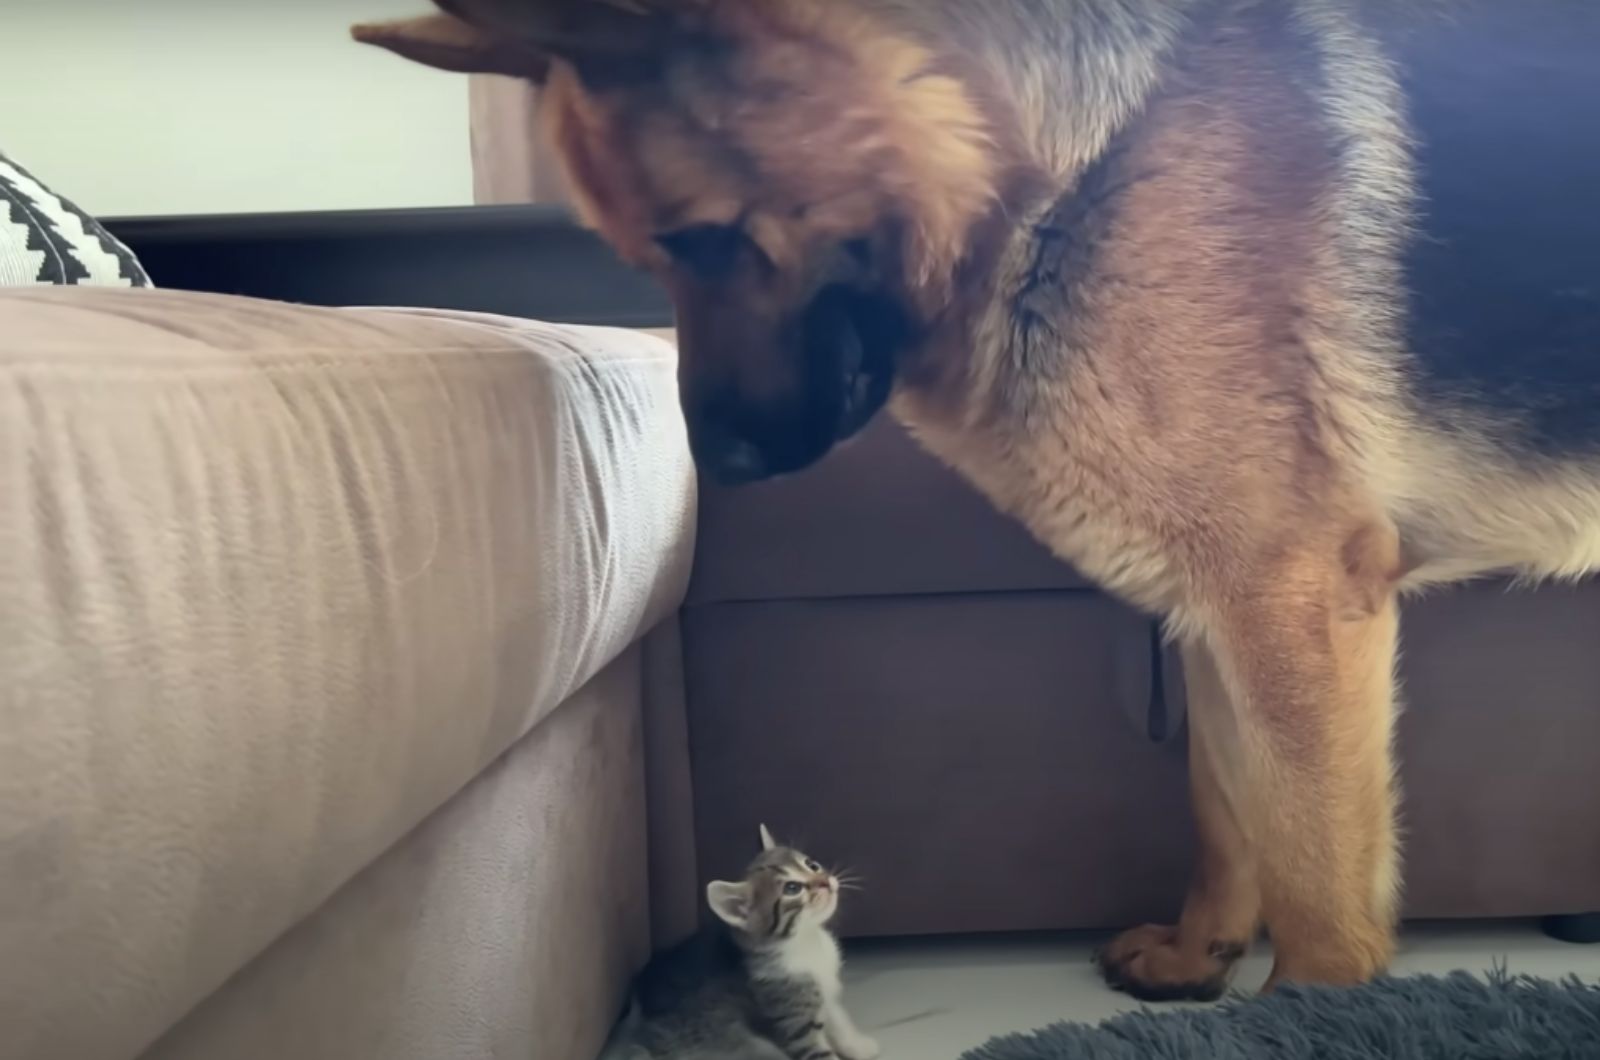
654 223 750 278
783 881 804 896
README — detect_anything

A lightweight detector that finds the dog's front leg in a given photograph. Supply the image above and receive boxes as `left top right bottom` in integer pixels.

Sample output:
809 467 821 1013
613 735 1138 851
1097 639 1262 1001
1201 522 1403 989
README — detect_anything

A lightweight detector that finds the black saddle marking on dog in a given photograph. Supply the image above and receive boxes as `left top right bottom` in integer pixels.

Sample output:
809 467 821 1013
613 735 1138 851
1396 3 1600 456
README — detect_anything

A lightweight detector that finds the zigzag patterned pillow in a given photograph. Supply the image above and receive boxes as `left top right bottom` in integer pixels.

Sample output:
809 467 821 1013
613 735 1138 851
1 150 151 288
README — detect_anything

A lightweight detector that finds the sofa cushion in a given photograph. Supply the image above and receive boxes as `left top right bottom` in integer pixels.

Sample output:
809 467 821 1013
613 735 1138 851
1 150 151 287
0 288 694 1060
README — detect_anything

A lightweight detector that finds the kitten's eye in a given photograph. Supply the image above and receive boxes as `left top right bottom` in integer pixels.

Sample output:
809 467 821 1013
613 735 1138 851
783 881 803 896
805 860 821 873
654 223 752 279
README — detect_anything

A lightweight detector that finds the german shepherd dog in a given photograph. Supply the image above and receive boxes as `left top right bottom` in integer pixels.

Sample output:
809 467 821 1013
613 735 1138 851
357 0 1600 1000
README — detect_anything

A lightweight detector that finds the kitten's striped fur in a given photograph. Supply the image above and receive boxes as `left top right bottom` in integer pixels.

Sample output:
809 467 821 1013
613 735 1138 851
604 826 877 1060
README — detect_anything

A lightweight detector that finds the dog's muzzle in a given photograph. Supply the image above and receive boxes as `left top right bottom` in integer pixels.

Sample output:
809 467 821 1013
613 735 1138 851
803 283 903 443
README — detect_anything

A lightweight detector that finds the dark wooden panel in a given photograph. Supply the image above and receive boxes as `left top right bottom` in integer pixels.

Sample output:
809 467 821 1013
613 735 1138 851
682 592 1190 938
107 205 674 328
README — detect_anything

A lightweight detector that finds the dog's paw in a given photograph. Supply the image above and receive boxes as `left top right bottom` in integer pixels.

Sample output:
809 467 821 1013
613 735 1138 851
1094 924 1244 1003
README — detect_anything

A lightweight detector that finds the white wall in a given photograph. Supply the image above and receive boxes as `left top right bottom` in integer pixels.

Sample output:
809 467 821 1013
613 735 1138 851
1 0 474 217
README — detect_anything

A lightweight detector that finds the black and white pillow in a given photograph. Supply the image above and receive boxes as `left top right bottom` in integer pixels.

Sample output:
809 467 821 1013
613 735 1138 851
1 150 150 288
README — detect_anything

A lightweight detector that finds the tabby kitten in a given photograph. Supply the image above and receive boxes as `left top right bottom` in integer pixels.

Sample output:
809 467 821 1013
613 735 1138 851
605 825 879 1060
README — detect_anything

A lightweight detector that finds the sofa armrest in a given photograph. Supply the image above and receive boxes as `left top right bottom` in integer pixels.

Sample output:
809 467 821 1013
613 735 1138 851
0 287 693 1060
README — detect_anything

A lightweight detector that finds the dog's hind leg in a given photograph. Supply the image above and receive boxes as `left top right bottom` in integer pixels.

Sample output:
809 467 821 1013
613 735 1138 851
1203 518 1404 990
1096 639 1261 1001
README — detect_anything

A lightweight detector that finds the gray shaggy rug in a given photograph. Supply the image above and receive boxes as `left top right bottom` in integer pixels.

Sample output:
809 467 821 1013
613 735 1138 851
961 970 1600 1059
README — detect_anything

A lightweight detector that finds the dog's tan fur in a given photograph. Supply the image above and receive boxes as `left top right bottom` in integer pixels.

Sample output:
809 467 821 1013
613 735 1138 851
357 0 1600 998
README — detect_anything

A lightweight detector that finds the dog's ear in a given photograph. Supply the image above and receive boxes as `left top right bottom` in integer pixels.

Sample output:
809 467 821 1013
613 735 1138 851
351 13 552 81
356 1 682 88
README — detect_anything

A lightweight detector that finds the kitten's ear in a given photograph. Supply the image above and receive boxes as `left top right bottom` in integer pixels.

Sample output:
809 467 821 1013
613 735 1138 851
759 824 777 851
706 881 752 929
351 13 552 81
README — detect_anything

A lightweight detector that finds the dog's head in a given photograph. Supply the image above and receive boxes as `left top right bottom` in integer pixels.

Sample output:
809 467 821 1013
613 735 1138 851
355 0 1008 482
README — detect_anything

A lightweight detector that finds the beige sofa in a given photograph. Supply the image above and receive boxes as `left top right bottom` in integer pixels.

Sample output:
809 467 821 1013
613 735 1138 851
0 288 696 1060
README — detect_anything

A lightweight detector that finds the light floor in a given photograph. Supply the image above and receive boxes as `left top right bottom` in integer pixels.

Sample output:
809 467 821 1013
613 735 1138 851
842 923 1598 1060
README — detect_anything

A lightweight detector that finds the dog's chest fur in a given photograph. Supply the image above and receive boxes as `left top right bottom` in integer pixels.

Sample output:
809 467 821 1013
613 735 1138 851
900 1 1369 615
896 0 1600 601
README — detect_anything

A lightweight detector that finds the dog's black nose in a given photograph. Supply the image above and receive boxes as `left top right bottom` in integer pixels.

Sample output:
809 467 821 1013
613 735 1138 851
703 435 769 485
692 394 778 485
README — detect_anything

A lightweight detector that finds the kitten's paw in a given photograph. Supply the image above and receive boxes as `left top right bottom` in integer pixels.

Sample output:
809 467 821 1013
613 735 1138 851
835 1034 880 1060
